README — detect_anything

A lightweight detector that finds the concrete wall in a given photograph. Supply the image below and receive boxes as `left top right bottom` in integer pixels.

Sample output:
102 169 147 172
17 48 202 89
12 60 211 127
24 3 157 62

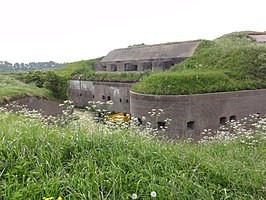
130 90 266 139
100 58 186 72
69 80 135 113
9 96 65 116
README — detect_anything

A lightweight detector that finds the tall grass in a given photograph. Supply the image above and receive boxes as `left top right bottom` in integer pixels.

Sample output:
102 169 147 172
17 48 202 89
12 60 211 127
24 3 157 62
0 107 265 199
0 74 52 102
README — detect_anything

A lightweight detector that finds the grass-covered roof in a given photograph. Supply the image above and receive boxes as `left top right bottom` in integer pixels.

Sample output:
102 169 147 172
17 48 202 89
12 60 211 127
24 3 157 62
132 31 266 95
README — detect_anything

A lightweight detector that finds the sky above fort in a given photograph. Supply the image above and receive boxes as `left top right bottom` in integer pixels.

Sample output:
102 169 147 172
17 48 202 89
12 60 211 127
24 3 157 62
0 0 265 63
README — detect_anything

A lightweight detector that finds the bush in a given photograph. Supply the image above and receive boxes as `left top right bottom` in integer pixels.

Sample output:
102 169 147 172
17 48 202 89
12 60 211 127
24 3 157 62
25 70 68 100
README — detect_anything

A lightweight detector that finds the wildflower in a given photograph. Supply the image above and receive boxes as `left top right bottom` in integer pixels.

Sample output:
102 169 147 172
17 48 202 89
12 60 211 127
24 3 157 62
131 193 138 199
151 191 157 198
57 197 63 200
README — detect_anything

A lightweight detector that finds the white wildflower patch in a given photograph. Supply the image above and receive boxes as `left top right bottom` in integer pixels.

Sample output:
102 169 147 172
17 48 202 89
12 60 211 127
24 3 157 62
198 114 266 147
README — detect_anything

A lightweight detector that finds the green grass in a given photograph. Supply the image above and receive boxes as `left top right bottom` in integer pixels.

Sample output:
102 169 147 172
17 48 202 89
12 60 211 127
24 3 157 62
81 71 151 82
132 70 251 95
56 59 99 77
0 110 265 199
133 31 266 95
0 74 52 102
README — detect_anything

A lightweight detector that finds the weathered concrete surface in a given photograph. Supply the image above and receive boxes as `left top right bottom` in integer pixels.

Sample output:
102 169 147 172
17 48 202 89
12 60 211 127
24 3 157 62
97 40 201 72
69 80 135 113
130 89 266 139
5 96 65 116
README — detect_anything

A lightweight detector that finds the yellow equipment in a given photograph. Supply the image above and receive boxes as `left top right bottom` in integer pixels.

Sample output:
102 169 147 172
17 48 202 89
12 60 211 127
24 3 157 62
105 112 131 122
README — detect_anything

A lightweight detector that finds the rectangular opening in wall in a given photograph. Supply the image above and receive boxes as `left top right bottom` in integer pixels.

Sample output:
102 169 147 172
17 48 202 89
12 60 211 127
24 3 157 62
126 99 129 103
220 117 227 125
157 121 166 129
102 66 106 71
92 95 95 99
124 63 138 71
119 98 122 103
79 93 82 96
230 115 237 122
102 95 105 100
187 121 195 130
111 64 117 71
143 62 152 71
107 96 111 101
162 61 174 71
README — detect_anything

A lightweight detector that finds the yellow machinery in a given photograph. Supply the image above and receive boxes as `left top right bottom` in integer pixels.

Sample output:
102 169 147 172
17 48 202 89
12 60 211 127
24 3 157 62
105 112 131 122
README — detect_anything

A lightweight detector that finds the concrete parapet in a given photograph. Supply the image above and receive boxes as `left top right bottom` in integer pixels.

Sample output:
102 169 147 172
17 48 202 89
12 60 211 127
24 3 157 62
130 89 266 139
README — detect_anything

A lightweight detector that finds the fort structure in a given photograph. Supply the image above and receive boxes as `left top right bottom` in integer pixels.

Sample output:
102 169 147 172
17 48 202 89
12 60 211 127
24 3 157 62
130 89 266 139
69 35 266 139
95 40 200 72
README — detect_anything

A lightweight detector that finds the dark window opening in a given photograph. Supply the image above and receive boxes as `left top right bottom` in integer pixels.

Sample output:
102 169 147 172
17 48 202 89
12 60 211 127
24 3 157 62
79 93 82 97
92 95 95 99
230 115 237 121
102 66 106 71
187 121 195 130
137 118 143 125
119 98 122 103
162 61 174 71
157 122 166 129
126 99 129 103
102 95 105 100
220 117 227 125
124 63 138 71
107 96 111 101
143 62 152 71
111 64 117 71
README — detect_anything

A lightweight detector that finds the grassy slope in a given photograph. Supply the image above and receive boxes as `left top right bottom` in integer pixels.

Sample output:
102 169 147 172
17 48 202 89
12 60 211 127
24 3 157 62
132 31 266 95
0 73 52 102
0 111 265 199
60 58 150 82
80 71 151 82
56 59 97 77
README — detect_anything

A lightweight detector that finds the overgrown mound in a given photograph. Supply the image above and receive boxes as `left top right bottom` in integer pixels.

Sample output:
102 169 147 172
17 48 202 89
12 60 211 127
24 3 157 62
132 31 266 95
57 59 97 77
75 71 151 82
0 74 52 103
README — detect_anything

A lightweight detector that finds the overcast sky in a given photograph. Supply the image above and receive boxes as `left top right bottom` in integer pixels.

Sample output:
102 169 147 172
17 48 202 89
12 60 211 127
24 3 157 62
0 0 265 63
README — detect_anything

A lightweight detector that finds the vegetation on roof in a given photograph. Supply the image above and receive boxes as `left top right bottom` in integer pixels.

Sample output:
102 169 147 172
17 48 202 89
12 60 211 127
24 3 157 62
73 71 152 83
132 31 266 95
56 59 98 77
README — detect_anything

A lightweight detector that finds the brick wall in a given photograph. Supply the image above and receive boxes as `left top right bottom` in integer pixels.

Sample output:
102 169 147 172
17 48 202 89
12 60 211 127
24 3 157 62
130 90 266 139
69 80 135 113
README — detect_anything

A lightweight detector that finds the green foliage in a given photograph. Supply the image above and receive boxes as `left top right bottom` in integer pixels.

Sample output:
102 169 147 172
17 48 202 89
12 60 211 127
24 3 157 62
0 74 52 102
0 111 265 199
79 71 152 82
25 71 68 100
57 59 98 77
135 31 266 95
24 70 46 87
43 71 69 100
132 70 248 95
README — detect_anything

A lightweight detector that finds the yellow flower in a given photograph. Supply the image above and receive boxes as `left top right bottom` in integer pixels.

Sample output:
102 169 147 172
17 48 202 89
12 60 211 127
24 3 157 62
57 197 63 200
